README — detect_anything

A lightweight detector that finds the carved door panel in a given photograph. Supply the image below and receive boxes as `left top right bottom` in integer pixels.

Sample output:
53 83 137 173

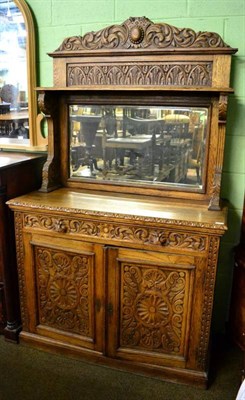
106 247 196 368
22 232 105 353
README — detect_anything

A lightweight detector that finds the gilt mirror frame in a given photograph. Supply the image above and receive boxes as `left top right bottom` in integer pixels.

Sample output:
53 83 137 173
0 0 47 150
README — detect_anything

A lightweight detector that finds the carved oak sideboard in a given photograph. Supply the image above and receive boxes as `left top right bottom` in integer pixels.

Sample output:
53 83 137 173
9 188 227 386
7 17 237 386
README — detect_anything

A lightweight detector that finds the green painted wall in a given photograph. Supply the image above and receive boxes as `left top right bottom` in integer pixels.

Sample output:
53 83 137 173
26 0 245 334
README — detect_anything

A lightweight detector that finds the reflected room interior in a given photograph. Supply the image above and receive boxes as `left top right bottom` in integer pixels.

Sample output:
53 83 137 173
69 105 208 190
0 0 29 141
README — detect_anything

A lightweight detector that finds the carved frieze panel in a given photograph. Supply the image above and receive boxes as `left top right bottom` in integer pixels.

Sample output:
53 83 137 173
24 214 207 252
34 245 93 337
67 62 212 87
120 263 192 355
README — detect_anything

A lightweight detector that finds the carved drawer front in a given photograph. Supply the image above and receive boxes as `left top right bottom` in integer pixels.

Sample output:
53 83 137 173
107 247 195 368
23 213 208 254
24 234 104 352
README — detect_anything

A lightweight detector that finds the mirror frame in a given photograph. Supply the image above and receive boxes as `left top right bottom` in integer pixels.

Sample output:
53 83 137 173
42 16 237 209
0 0 47 150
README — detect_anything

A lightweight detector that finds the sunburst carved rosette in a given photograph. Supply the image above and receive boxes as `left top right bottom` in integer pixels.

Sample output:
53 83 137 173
120 264 189 355
35 246 92 337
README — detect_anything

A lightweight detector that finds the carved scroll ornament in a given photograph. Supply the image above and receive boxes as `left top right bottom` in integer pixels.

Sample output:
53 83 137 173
55 17 230 53
218 94 228 122
23 213 207 252
37 92 58 117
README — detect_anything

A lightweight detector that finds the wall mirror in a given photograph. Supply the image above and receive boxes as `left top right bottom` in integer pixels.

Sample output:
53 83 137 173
69 103 209 191
0 0 46 150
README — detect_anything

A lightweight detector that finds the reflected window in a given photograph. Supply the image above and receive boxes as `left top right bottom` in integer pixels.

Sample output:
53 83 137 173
69 105 208 190
0 0 29 139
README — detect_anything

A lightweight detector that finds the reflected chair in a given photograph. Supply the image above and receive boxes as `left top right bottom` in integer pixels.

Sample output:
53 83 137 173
102 114 158 178
163 113 190 139
0 84 19 110
70 114 102 174
187 123 205 184
187 142 203 184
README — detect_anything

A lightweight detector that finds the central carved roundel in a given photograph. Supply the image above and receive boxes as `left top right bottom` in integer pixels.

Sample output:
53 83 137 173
135 292 170 327
129 26 144 44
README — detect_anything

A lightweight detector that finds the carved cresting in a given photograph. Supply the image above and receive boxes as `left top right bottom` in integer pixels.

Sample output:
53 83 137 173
56 17 229 52
121 263 191 355
53 16 231 88
35 245 93 337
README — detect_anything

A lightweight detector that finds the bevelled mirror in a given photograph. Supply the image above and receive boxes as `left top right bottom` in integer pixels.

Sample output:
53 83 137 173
69 104 209 191
0 0 46 150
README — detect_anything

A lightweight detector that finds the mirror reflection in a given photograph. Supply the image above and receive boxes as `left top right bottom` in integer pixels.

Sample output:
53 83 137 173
0 0 29 140
69 105 208 189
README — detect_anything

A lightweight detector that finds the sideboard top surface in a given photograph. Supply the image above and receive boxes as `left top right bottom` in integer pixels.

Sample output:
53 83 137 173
7 188 227 232
0 152 44 170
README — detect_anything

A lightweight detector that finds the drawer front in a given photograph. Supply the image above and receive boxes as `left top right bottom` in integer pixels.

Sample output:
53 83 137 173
21 211 209 255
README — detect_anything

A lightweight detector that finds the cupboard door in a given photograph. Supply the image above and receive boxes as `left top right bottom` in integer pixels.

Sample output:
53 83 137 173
22 233 105 353
107 247 195 368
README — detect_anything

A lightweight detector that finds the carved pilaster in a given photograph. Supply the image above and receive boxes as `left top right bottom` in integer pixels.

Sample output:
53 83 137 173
209 94 228 210
14 212 27 331
209 167 222 210
197 236 219 369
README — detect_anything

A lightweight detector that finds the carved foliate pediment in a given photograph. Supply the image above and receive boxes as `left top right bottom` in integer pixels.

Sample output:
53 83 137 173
53 16 232 55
